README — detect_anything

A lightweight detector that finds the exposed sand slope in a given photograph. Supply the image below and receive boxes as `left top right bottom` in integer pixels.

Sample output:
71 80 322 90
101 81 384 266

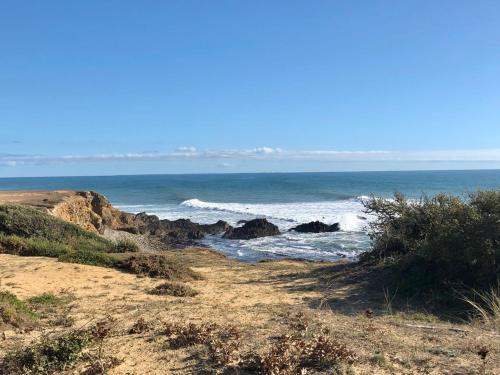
1 249 498 374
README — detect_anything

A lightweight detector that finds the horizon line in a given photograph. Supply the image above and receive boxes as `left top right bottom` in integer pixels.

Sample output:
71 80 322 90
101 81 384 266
1 167 500 180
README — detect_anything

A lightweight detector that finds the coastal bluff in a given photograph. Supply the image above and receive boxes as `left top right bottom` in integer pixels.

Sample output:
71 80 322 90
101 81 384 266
0 190 231 249
0 190 135 235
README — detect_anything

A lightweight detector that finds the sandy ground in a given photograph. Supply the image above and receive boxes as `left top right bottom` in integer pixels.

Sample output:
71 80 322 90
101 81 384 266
0 191 75 209
0 249 498 374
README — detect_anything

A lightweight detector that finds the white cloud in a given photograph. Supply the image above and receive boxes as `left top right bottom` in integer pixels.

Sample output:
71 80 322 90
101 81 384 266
1 148 500 167
175 146 197 153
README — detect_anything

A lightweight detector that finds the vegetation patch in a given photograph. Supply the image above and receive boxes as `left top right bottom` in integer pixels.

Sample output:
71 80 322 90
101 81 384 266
119 253 202 281
1 330 93 374
28 293 72 307
242 334 356 374
58 249 118 268
0 291 37 328
0 204 113 253
148 281 198 297
110 238 139 253
363 191 500 299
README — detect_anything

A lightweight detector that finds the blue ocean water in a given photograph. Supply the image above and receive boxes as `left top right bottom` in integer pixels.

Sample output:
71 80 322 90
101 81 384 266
1 170 499 261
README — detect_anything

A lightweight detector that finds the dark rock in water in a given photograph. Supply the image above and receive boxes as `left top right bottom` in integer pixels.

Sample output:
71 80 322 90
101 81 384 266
357 215 367 220
236 219 248 225
290 221 340 233
223 218 280 240
200 220 232 235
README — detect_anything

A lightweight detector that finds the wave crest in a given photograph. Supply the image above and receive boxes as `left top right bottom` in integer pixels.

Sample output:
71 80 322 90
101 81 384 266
180 198 370 232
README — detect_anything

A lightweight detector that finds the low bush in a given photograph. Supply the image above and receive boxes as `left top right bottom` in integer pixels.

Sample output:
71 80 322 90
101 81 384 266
148 281 198 297
110 238 139 253
119 254 202 281
244 334 355 374
0 234 71 258
1 330 93 374
0 291 37 328
163 322 222 349
363 191 500 293
58 249 118 268
128 317 152 334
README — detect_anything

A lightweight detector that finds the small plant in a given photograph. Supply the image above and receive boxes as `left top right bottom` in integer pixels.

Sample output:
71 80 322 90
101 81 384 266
369 353 386 367
148 281 198 297
163 322 218 348
207 336 241 367
85 318 119 375
287 311 310 335
475 344 490 375
1 330 93 374
162 322 240 349
241 333 355 375
128 317 152 334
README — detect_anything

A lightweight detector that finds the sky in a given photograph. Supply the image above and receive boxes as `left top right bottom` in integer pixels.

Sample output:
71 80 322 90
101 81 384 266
1 0 499 177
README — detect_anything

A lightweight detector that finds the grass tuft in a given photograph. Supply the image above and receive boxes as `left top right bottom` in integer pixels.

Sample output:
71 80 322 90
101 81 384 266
0 291 37 328
461 285 500 327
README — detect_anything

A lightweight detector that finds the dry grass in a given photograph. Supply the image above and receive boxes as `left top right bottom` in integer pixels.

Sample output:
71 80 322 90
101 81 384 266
148 281 198 297
119 253 202 281
462 285 500 328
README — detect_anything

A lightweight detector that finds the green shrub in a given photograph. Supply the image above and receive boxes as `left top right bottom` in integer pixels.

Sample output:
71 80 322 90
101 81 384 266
110 238 140 253
1 330 93 374
0 291 37 327
0 234 71 258
363 191 500 292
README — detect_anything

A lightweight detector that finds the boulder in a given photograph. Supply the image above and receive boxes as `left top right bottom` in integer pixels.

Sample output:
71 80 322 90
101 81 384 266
200 220 232 235
223 218 280 240
290 221 340 233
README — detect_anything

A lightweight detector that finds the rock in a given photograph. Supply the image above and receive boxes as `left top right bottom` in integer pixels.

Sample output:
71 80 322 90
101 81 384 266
200 220 232 235
223 218 280 240
236 220 248 225
290 221 340 233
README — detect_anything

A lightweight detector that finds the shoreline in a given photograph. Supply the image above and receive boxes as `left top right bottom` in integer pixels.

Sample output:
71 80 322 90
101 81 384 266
0 189 364 263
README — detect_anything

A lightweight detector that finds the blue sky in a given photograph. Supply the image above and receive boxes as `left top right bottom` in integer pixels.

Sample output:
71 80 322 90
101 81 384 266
1 1 499 177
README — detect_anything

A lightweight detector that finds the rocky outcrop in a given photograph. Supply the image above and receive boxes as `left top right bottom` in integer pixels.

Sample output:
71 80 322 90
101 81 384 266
50 191 136 234
223 218 280 240
200 220 232 235
290 221 340 233
46 191 233 249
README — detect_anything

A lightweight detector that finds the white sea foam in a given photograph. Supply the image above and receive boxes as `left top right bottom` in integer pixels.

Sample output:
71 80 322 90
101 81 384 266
117 197 374 261
180 198 371 232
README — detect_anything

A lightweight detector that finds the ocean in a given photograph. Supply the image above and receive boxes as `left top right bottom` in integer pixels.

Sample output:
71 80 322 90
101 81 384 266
1 170 499 262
